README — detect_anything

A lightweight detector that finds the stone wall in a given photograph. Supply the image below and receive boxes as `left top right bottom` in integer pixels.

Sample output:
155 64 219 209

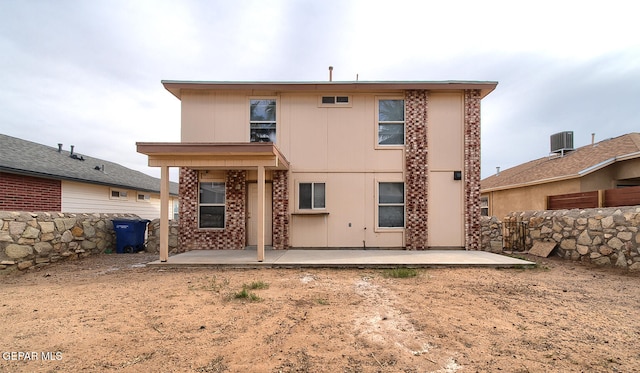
480 206 640 270
146 218 180 254
0 211 140 274
480 216 503 253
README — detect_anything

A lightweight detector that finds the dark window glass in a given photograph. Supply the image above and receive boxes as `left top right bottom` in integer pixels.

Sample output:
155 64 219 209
322 96 335 104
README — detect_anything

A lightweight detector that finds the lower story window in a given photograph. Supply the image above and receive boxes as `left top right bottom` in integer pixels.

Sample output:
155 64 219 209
299 182 325 209
199 182 225 228
298 183 326 210
378 182 404 228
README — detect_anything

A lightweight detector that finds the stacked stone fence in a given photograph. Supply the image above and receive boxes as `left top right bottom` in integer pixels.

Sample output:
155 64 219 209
480 206 640 271
0 211 141 274
146 218 180 254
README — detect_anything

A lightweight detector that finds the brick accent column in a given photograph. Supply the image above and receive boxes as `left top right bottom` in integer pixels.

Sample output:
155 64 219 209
404 90 429 250
272 170 289 249
178 168 246 251
464 90 482 250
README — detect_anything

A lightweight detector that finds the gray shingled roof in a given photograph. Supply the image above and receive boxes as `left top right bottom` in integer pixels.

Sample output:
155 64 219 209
0 133 178 195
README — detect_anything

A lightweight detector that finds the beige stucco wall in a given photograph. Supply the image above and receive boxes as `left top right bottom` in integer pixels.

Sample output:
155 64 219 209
482 178 580 219
180 89 468 248
427 92 465 247
483 158 640 219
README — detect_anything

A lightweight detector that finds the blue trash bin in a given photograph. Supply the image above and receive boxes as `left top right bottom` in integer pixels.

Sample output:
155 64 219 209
112 219 150 254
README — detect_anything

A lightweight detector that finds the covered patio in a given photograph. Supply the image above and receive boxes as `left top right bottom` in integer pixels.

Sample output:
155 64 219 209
136 142 289 263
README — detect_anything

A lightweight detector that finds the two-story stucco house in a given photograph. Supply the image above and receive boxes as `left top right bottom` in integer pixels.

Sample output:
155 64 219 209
137 80 497 261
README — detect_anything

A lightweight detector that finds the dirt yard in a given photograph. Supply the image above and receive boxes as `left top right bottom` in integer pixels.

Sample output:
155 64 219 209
1 252 639 373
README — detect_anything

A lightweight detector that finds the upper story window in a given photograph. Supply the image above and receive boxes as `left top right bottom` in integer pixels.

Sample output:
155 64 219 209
250 99 276 143
299 182 326 209
377 99 405 146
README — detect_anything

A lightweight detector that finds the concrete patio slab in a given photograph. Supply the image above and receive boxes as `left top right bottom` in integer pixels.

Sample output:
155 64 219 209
148 249 535 268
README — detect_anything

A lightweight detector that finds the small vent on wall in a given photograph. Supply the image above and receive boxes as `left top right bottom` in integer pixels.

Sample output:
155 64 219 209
550 131 574 156
319 96 351 107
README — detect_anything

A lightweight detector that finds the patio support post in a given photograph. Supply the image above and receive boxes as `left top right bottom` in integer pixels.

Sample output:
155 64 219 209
257 165 265 262
160 165 169 262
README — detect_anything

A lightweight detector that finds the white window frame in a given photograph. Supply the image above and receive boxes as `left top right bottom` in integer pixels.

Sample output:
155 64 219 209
298 182 326 210
249 97 278 144
376 97 405 148
481 197 489 217
109 188 129 200
376 181 405 230
172 199 179 221
137 193 151 202
198 181 226 229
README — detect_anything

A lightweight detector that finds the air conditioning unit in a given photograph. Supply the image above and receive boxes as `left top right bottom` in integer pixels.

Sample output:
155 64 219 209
550 131 574 154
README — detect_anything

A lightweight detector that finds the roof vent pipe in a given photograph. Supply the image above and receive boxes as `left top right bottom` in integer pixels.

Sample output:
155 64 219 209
58 143 63 152
329 66 333 82
496 166 500 176
70 145 74 156
591 133 595 145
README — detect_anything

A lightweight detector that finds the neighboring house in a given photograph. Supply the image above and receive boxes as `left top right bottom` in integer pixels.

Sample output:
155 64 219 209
0 134 179 220
481 132 640 218
137 80 498 261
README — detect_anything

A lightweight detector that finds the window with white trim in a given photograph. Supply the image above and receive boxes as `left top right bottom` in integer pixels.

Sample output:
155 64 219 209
481 197 489 217
110 189 128 200
250 99 276 143
377 99 405 145
137 193 150 202
378 182 404 228
172 200 179 220
299 182 325 209
199 182 225 228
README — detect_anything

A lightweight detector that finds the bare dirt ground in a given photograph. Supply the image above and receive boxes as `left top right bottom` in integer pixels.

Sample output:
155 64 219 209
1 252 639 373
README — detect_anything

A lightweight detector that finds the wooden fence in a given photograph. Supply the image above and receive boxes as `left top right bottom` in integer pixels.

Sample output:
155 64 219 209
547 185 640 210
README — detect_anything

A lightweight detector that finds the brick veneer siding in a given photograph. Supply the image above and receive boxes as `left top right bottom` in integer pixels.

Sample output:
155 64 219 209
404 90 429 250
0 172 61 211
178 168 246 251
272 170 289 249
464 90 482 250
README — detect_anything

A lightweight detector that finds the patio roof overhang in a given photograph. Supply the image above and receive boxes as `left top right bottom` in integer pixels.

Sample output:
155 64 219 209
136 142 290 170
136 142 286 264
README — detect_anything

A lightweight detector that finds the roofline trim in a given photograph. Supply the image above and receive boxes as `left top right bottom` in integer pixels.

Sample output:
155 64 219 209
161 80 498 100
481 174 579 193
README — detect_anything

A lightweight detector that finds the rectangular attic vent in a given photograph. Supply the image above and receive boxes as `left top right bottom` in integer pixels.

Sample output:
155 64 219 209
319 96 351 107
550 131 574 154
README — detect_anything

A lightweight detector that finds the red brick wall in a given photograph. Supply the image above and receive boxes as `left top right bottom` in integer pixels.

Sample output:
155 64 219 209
404 90 429 249
178 168 246 250
0 172 61 211
464 90 482 250
272 170 289 249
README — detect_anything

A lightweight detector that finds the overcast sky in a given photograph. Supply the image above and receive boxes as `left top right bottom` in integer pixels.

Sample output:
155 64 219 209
1 0 638 182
